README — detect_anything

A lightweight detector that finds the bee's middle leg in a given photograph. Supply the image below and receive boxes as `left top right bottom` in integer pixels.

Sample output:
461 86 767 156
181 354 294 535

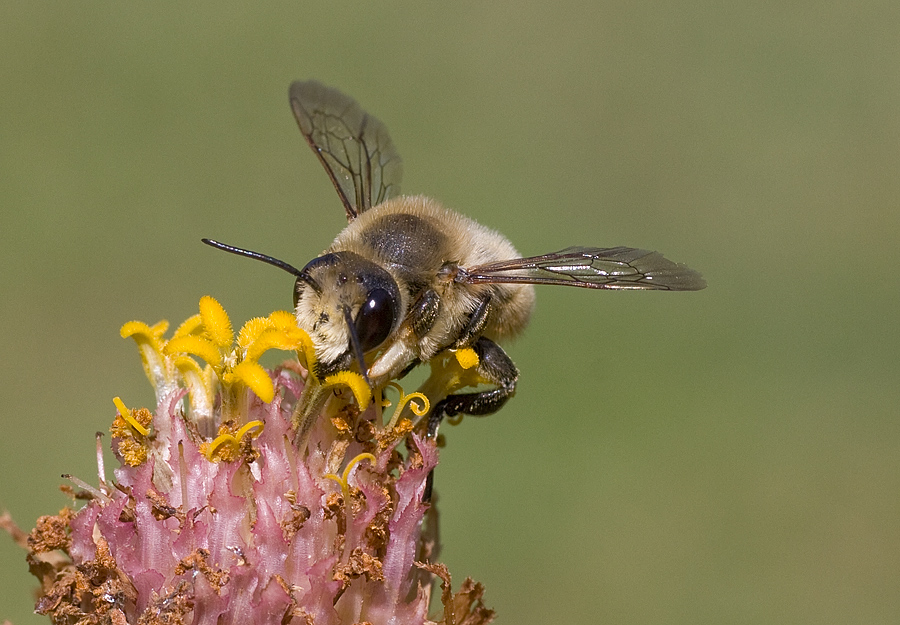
426 335 519 438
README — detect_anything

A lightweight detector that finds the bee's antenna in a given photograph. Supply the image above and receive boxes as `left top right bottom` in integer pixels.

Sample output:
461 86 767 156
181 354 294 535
202 238 306 277
342 306 372 388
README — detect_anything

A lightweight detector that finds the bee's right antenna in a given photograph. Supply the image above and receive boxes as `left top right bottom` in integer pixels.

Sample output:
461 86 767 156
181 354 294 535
201 238 307 277
202 238 323 295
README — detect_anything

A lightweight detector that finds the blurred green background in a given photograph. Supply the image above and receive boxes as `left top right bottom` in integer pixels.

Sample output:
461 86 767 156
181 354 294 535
2 2 898 623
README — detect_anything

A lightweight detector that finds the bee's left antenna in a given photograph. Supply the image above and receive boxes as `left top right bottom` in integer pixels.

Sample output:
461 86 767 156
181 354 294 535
201 238 305 278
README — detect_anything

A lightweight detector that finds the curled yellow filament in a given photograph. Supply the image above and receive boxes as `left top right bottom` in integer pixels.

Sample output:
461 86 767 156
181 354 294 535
324 452 377 501
206 420 265 460
382 382 431 433
113 397 150 436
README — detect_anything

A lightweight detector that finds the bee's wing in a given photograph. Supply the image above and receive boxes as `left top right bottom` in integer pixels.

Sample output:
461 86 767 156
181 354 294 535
459 246 706 291
289 80 403 221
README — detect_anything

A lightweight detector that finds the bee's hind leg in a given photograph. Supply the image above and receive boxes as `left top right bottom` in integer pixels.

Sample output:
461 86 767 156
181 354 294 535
426 336 519 438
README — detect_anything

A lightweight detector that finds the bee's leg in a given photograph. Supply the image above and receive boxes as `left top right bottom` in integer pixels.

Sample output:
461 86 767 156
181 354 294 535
452 294 492 348
409 289 441 339
426 335 518 438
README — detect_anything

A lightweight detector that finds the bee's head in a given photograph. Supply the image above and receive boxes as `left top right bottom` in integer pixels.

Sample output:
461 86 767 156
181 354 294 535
200 239 401 381
294 251 401 378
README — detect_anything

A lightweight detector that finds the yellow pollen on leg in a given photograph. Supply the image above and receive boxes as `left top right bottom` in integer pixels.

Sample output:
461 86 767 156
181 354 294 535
454 347 479 369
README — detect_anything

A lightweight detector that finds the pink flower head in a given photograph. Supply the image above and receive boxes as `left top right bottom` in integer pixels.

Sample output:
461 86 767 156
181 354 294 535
16 297 494 625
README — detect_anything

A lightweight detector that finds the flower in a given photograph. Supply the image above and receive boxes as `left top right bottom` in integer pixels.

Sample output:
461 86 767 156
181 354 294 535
10 297 494 625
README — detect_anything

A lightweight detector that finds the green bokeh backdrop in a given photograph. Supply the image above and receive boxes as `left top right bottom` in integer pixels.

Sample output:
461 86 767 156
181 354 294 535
2 2 898 623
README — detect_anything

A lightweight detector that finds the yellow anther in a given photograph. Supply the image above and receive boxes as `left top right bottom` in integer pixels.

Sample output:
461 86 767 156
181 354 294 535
236 311 316 374
113 396 150 436
293 331 318 373
172 354 205 378
246 328 300 363
164 335 222 369
322 371 372 411
234 420 265 441
120 321 172 392
199 295 234 348
267 310 298 330
237 316 274 351
120 321 163 345
324 452 376 499
206 435 234 460
205 420 265 461
148 320 170 337
172 313 203 338
226 360 275 403
454 347 479 370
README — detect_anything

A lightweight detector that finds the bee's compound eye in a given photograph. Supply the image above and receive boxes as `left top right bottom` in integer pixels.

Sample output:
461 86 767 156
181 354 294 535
354 288 396 352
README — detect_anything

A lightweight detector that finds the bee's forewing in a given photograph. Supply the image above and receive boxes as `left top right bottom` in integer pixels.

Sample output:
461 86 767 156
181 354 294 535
462 246 706 291
290 80 403 221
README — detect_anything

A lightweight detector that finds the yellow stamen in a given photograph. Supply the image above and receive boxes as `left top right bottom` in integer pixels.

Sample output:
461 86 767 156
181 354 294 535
267 310 298 330
173 356 214 419
382 382 431 433
236 316 270 348
164 334 223 369
234 420 265 441
149 320 170 336
246 328 301 363
324 452 376 500
322 371 372 411
112 396 150 436
120 321 172 393
261 310 317 372
226 360 275 403
199 295 234 349
172 314 203 338
205 420 265 461
120 320 168 347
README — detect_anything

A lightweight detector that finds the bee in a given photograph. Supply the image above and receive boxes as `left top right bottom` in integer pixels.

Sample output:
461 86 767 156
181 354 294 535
204 80 705 447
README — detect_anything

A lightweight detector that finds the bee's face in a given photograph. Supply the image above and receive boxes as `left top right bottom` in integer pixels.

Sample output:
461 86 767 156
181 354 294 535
293 251 402 375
